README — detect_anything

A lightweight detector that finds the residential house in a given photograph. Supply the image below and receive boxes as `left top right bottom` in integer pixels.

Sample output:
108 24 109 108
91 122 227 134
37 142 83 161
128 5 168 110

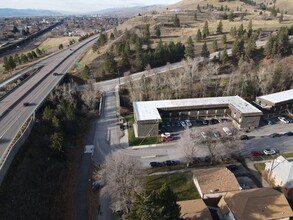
218 188 293 220
265 156 293 198
177 199 213 220
192 167 241 199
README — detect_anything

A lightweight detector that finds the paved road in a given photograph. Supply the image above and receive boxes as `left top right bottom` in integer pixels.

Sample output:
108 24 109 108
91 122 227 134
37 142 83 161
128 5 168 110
0 35 98 174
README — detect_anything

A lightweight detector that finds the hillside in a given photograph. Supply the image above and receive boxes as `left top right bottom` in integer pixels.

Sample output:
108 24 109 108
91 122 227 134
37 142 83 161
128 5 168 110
0 8 63 17
254 0 293 14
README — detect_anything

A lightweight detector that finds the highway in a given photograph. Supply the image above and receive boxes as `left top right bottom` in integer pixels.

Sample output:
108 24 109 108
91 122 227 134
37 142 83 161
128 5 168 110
0 35 97 169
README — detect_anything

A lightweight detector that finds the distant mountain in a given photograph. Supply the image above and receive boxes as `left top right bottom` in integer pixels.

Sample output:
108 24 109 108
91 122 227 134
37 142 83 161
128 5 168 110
0 8 63 17
91 5 165 17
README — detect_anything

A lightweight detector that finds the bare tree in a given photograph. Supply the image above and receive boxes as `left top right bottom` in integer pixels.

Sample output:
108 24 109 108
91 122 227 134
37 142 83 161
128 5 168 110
80 87 101 112
94 151 143 215
179 128 200 166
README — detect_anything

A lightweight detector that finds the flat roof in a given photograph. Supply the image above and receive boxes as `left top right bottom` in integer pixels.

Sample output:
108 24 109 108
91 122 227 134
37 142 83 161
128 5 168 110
177 199 213 220
134 96 262 121
257 89 293 105
193 167 241 194
221 188 293 220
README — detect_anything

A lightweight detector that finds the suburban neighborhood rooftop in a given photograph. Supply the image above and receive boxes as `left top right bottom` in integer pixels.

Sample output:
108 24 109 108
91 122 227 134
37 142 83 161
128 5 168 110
134 96 262 121
257 89 293 105
219 188 293 220
192 167 241 195
177 199 213 220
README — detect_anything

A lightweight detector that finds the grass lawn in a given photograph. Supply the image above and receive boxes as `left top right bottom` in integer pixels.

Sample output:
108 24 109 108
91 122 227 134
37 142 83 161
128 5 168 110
254 163 266 173
125 114 159 146
145 171 200 201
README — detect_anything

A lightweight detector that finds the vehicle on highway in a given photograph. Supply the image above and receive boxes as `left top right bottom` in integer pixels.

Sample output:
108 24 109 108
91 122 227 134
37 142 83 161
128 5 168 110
23 102 29 107
240 135 249 140
223 127 232 136
278 116 289 124
162 160 176 166
263 149 277 155
161 132 171 138
162 136 174 141
269 133 282 138
149 162 163 167
284 131 293 136
250 151 264 157
53 72 58 76
185 119 192 127
180 121 187 127
226 164 238 172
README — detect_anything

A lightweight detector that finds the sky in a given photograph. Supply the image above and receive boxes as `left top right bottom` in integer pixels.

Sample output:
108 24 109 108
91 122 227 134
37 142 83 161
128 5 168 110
0 0 180 12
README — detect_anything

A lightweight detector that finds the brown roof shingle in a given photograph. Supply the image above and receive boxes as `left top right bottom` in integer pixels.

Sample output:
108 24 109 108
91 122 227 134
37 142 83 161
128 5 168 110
177 199 213 220
192 167 241 195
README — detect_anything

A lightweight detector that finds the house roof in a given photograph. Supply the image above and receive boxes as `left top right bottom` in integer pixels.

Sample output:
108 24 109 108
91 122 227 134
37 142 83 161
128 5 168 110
192 167 241 195
220 188 293 220
177 199 213 220
134 96 262 121
257 89 293 105
265 156 293 188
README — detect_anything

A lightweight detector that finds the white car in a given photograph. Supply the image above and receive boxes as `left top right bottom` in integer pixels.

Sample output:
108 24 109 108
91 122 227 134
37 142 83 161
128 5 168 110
278 117 289 124
263 149 277 155
223 127 232 136
185 119 192 127
180 121 187 127
201 131 207 139
161 132 171 138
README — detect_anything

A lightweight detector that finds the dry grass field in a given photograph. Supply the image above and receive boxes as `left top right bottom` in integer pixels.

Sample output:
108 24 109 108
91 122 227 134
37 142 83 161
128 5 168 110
39 36 79 52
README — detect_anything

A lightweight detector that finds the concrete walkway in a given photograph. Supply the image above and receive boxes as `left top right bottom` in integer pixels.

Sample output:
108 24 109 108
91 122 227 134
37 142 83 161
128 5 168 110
245 158 270 187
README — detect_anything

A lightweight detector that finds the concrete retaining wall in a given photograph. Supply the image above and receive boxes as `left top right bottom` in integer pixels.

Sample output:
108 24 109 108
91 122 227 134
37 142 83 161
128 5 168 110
0 117 34 186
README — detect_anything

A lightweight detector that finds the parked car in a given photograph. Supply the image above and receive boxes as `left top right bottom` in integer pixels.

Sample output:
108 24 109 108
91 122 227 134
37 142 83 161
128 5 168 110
23 102 29 107
264 119 273 125
263 149 277 155
201 131 207 139
210 119 220 124
149 161 163 167
212 130 220 138
284 131 293 136
278 116 289 124
269 133 282 138
226 164 238 172
162 160 176 166
250 151 264 157
223 127 232 136
162 136 174 141
202 120 209 125
166 122 171 127
185 119 192 127
180 121 187 127
161 132 171 138
240 135 249 140
176 121 181 127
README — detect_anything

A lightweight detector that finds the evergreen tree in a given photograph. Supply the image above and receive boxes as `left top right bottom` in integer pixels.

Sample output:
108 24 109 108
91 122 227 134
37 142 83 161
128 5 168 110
82 65 90 80
203 21 210 38
216 20 223 34
228 11 234 21
135 37 142 54
124 42 131 57
3 56 9 71
143 24 151 45
21 54 28 63
184 36 195 59
244 36 256 61
237 24 245 37
197 4 201 12
220 47 229 63
104 52 117 74
31 51 38 59
59 44 64 50
43 106 54 122
196 29 202 42
222 34 227 45
121 51 130 68
279 13 284 23
212 40 218 52
110 32 115 41
155 25 161 38
36 48 42 56
127 184 181 220
194 12 197 21
247 20 253 37
134 54 144 71
50 132 64 154
201 42 210 58
232 38 244 59
173 15 180 27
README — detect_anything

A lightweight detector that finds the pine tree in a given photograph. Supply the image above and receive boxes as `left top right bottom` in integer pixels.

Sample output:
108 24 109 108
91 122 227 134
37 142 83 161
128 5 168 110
82 65 90 80
196 29 202 42
222 34 227 45
203 21 210 37
220 47 229 63
3 56 10 71
143 24 151 46
201 42 210 58
212 40 218 52
155 25 161 38
194 12 197 21
216 20 223 34
59 44 64 50
173 15 180 27
104 52 117 74
228 11 234 21
247 20 253 37
36 48 42 56
197 4 201 12
279 13 284 23
232 38 244 59
110 32 115 41
184 36 195 58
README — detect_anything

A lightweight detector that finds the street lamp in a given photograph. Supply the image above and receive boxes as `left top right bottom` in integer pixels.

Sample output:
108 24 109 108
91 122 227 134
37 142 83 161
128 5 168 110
117 69 120 86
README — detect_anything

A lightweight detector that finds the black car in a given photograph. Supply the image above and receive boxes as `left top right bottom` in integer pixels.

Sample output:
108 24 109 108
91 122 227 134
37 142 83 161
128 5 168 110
210 119 220 124
162 160 176 166
240 135 249 140
284 131 293 136
149 162 163 167
269 133 282 138
202 120 208 125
